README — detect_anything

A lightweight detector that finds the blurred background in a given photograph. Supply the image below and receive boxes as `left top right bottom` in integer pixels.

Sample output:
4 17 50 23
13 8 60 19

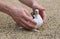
0 0 60 39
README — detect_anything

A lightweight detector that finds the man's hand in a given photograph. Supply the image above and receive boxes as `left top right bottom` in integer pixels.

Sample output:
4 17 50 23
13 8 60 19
9 7 37 30
0 0 37 30
0 0 46 30
33 4 46 23
19 0 46 23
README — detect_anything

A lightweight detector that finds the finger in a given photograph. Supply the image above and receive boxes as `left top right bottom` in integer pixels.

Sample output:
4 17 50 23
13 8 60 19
39 10 46 23
17 18 34 30
23 14 37 25
22 18 36 29
18 17 36 29
38 5 45 11
18 22 32 30
21 12 37 25
13 16 31 29
24 9 33 18
42 11 46 23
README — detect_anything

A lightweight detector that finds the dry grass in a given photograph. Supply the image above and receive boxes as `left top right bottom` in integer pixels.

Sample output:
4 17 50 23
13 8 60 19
0 0 60 39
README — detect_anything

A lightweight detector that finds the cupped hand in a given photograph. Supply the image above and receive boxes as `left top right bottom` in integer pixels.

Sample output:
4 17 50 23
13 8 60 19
9 7 37 30
33 4 46 23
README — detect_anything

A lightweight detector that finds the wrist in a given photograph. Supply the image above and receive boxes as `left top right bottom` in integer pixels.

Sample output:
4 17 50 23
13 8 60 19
0 2 11 14
0 1 16 16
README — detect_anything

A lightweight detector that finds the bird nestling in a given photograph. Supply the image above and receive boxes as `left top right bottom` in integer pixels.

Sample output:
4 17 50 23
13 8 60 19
31 9 43 32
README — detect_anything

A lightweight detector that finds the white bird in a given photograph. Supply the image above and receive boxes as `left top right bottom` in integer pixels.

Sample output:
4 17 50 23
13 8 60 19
31 9 43 32
17 9 43 32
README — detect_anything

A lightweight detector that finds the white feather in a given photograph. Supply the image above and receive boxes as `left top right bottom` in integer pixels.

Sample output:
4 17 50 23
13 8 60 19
32 9 43 32
33 14 43 28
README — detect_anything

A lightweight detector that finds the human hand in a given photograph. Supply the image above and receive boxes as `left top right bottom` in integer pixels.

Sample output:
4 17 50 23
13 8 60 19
9 7 37 30
32 4 46 23
19 0 46 23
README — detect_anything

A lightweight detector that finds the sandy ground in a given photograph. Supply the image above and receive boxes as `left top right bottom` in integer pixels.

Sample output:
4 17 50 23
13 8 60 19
0 0 60 39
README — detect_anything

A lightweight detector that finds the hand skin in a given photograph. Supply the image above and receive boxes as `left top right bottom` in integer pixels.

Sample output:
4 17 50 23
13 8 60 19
0 0 37 30
19 0 46 23
0 0 46 30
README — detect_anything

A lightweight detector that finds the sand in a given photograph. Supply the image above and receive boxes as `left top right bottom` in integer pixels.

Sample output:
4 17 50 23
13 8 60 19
0 0 60 39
